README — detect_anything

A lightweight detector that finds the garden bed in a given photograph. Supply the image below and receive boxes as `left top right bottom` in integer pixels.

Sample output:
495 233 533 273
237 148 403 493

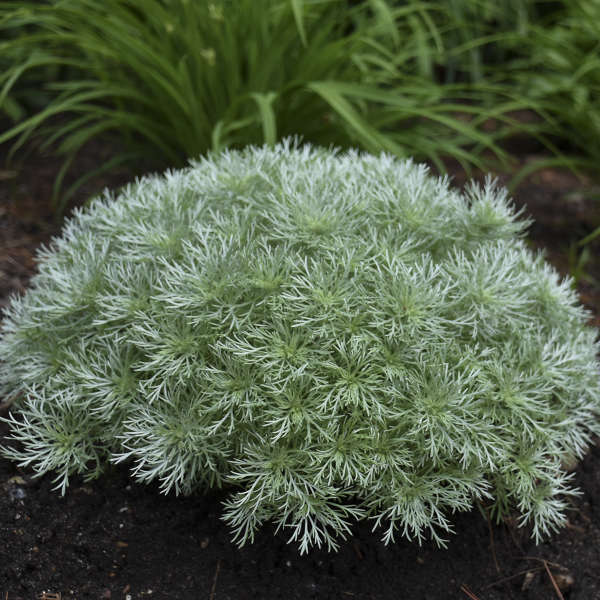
1 143 600 600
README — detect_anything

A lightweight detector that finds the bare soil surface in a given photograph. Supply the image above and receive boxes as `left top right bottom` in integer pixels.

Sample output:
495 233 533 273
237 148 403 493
1 143 600 600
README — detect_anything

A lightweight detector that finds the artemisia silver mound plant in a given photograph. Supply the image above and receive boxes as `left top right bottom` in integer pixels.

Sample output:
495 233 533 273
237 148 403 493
1 142 599 553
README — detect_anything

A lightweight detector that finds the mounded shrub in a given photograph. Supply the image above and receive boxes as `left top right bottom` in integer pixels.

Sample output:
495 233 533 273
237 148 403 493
1 141 599 552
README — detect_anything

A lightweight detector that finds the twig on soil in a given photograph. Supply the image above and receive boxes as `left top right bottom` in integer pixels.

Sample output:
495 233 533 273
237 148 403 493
460 584 483 600
564 520 585 533
519 556 567 570
482 566 545 589
209 559 221 600
544 561 566 600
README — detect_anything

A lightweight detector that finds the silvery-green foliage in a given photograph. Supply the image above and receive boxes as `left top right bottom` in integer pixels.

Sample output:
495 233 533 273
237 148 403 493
1 141 599 553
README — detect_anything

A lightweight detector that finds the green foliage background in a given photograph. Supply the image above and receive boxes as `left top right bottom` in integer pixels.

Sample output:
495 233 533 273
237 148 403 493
1 0 599 211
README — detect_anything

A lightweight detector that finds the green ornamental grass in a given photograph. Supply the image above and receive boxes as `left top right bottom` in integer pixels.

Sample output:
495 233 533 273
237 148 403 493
1 142 599 552
0 0 520 212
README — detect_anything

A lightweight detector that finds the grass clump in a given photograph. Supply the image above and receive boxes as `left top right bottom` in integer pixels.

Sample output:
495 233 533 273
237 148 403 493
0 0 516 211
2 0 599 207
1 141 599 552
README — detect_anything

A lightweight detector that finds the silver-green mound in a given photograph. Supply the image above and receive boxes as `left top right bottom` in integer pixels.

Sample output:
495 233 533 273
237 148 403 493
1 141 599 552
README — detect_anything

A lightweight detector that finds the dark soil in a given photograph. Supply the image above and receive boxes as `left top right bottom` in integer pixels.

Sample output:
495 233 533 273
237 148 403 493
1 144 600 600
